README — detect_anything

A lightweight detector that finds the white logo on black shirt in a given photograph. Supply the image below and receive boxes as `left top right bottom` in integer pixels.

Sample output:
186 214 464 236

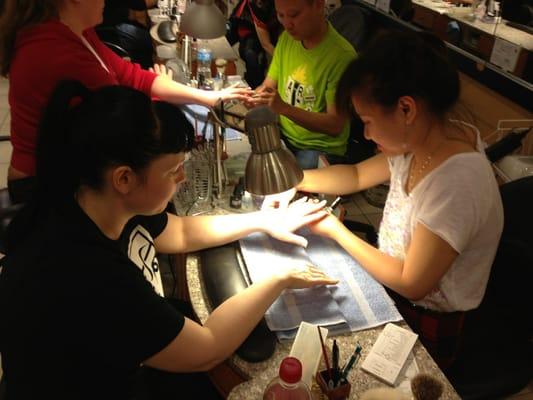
127 225 164 297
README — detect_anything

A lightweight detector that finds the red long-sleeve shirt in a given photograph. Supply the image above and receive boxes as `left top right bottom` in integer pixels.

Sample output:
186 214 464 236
8 19 157 176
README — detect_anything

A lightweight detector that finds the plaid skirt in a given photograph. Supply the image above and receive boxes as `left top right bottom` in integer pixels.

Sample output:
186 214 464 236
387 289 466 370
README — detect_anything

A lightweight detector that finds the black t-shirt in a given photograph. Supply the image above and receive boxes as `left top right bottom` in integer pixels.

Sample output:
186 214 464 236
0 199 184 400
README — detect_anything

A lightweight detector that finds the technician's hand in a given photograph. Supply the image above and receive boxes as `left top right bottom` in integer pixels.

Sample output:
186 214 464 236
261 197 328 247
281 264 339 289
247 84 268 105
266 89 287 114
150 63 173 81
307 212 344 240
250 86 286 114
216 83 254 103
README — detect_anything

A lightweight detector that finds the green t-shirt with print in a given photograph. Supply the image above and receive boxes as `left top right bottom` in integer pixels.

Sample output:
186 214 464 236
267 22 356 156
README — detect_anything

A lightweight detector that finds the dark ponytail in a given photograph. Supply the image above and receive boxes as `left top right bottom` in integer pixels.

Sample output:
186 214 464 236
7 80 194 251
336 30 460 118
35 80 92 200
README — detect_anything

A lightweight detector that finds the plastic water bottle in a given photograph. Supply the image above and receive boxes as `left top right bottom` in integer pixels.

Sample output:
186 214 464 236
196 44 212 89
263 357 312 400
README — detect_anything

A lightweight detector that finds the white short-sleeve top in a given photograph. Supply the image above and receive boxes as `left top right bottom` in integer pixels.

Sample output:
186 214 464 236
378 130 504 312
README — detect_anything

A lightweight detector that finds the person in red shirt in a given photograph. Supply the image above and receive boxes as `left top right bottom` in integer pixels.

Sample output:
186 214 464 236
0 0 252 203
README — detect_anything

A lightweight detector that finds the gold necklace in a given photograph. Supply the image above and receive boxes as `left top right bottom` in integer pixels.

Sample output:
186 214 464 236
407 132 450 192
408 153 432 192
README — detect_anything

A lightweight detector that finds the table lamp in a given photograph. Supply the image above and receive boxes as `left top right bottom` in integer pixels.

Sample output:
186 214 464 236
208 104 302 200
180 0 226 39
243 107 303 195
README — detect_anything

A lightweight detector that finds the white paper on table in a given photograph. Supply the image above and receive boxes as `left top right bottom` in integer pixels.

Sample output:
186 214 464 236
289 322 329 389
361 323 418 385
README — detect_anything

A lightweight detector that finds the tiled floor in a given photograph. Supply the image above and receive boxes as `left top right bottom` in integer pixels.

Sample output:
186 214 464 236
347 193 383 229
1 76 532 400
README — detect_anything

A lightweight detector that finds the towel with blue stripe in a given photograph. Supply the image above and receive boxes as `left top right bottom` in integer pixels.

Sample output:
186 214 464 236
239 229 402 340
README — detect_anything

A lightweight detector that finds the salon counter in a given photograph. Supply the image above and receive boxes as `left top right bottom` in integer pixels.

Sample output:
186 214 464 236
411 0 533 50
185 241 461 399
350 0 532 111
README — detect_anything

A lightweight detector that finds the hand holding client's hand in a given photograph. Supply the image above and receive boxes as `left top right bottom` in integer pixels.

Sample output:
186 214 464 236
217 83 254 103
260 197 328 247
249 86 286 114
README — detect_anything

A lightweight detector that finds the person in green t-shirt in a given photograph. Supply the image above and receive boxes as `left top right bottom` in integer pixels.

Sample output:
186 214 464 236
252 0 356 169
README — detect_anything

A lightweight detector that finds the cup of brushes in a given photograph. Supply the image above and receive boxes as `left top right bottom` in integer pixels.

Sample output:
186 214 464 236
316 328 360 400
316 368 351 400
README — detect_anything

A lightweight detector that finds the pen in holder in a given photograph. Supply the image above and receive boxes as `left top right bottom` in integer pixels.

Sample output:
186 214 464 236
316 369 351 400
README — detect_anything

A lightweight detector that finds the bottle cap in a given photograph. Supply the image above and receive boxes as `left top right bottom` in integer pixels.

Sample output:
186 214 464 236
215 58 227 67
279 357 302 384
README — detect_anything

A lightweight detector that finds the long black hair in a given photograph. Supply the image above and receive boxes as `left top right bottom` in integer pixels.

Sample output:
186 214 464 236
336 30 460 118
7 80 194 250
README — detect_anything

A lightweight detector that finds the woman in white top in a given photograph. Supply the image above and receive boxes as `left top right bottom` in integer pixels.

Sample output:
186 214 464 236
295 31 504 369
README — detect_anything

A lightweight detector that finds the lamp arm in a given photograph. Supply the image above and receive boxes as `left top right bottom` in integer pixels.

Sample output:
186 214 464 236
210 98 228 128
211 98 248 133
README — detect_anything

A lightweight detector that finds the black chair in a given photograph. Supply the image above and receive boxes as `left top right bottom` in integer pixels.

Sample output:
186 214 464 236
101 39 131 61
0 136 21 255
0 189 22 256
328 4 372 53
0 189 20 400
95 23 154 69
446 176 533 399
0 134 22 398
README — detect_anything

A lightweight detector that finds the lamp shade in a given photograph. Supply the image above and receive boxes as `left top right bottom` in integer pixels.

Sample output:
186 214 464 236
180 0 226 39
244 107 303 195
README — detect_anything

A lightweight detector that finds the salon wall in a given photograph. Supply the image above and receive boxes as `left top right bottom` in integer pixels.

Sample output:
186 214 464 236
459 72 533 155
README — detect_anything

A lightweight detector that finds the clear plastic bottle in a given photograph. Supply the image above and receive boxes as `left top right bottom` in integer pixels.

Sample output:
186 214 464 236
263 357 312 400
190 38 198 68
196 43 212 89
